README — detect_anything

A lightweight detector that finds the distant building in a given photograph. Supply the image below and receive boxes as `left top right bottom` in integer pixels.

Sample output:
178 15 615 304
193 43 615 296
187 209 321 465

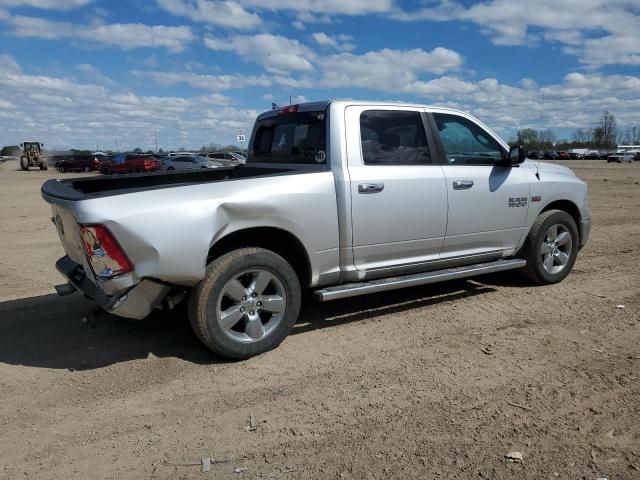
617 145 640 152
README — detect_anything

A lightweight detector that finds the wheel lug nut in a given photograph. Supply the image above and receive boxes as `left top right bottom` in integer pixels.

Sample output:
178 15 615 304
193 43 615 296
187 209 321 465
252 293 257 298
250 310 255 315
242 296 246 301
257 301 262 306
240 307 245 312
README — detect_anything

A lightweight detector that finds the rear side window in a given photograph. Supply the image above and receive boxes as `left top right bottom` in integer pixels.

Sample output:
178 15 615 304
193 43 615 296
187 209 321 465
248 110 326 164
432 113 504 165
359 110 430 165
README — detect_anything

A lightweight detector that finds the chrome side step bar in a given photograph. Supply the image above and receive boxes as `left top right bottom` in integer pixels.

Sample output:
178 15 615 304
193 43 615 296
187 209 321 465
314 259 526 302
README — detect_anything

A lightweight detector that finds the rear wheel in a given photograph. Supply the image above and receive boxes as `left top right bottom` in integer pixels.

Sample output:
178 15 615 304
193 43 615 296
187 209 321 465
522 210 579 285
84 166 91 172
20 158 28 171
189 248 301 359
100 167 111 175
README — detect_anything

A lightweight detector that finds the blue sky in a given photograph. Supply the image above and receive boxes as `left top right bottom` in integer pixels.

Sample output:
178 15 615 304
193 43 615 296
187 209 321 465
0 0 638 151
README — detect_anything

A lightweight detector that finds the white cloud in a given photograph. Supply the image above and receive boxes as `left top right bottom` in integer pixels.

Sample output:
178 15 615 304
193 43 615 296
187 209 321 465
311 32 354 51
155 0 261 29
204 33 315 73
137 69 313 90
0 0 90 9
135 70 272 90
239 0 391 15
75 64 118 86
320 47 463 89
0 55 257 150
392 0 640 67
7 15 195 51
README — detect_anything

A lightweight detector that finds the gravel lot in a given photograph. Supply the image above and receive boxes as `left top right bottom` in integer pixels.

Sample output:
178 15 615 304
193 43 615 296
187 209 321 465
1 160 638 479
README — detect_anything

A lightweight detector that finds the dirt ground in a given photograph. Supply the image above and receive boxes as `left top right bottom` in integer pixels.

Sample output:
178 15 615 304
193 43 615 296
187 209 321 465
0 160 638 480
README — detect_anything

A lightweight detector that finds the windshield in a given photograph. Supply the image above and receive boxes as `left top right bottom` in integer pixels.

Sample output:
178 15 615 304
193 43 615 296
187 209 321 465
248 110 326 165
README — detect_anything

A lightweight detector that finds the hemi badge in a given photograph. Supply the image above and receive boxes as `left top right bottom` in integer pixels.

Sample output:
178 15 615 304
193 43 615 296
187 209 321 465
531 196 542 202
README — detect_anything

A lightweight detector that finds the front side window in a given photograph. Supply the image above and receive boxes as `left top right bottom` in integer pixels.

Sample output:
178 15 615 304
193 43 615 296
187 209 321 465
248 110 326 165
432 113 503 165
359 110 430 165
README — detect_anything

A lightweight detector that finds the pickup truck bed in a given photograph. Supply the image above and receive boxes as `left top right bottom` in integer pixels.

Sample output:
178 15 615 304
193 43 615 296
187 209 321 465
41 165 313 200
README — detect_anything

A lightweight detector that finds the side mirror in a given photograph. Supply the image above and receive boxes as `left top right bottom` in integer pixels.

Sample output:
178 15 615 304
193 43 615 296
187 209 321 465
503 145 525 165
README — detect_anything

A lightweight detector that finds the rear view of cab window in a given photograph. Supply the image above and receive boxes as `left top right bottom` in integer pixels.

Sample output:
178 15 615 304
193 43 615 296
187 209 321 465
248 110 326 165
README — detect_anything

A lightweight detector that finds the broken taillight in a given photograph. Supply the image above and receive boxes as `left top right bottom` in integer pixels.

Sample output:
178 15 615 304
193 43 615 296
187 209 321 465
79 225 133 279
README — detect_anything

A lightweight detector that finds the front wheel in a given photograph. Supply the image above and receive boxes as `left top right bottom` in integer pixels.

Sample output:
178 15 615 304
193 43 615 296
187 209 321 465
521 210 579 285
189 248 301 359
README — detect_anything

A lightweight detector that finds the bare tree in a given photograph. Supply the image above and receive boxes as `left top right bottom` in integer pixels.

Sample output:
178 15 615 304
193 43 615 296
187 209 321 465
572 128 591 144
599 111 617 149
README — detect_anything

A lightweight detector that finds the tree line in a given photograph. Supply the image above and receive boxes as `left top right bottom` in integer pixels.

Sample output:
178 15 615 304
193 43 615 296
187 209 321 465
514 111 639 151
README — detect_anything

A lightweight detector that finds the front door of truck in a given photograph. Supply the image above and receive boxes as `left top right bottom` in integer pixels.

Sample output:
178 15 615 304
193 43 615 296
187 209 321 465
345 105 448 275
430 112 530 258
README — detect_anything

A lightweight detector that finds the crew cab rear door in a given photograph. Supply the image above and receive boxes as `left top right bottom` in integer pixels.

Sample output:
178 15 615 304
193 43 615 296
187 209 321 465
429 111 530 258
345 105 448 275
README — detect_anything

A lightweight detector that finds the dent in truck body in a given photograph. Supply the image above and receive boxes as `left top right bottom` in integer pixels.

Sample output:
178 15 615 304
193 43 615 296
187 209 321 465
46 170 342 292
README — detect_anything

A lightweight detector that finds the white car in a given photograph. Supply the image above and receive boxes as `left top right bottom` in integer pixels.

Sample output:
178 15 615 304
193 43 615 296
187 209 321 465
208 152 246 165
607 152 634 163
163 155 224 171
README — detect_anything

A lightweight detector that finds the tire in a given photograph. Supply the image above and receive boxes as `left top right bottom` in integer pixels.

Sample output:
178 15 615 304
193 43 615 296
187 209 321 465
84 166 91 173
101 167 111 175
42 164 48 170
167 166 175 171
58 165 65 173
521 209 579 285
20 158 28 171
188 248 301 359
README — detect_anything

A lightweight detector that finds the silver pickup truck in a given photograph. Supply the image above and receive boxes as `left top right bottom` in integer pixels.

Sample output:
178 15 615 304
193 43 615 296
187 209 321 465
42 100 591 359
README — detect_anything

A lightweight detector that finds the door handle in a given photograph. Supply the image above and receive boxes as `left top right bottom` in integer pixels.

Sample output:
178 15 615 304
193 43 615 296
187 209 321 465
358 183 385 194
452 180 474 190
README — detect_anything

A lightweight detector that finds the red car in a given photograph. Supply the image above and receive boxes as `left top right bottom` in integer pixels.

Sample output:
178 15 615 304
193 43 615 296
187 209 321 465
557 151 570 160
99 154 159 174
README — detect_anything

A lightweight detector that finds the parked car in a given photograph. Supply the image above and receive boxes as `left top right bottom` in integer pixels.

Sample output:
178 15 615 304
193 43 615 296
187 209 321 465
583 152 600 160
607 152 634 163
42 100 591 359
526 150 539 159
99 154 159 174
163 155 223 171
543 150 559 160
56 154 105 173
568 152 580 160
168 152 196 157
208 152 246 165
557 151 570 160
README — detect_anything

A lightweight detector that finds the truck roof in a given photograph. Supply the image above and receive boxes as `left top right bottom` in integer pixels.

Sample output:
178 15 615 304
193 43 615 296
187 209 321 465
256 100 471 121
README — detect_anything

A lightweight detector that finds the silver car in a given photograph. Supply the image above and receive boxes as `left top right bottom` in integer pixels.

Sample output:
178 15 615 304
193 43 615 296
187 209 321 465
163 155 223 171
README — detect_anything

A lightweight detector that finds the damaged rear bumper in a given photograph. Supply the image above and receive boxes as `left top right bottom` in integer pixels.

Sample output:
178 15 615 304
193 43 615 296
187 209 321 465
55 256 170 320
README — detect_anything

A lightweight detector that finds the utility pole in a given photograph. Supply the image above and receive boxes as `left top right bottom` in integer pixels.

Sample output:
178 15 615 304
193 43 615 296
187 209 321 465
154 128 158 153
115 138 118 153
